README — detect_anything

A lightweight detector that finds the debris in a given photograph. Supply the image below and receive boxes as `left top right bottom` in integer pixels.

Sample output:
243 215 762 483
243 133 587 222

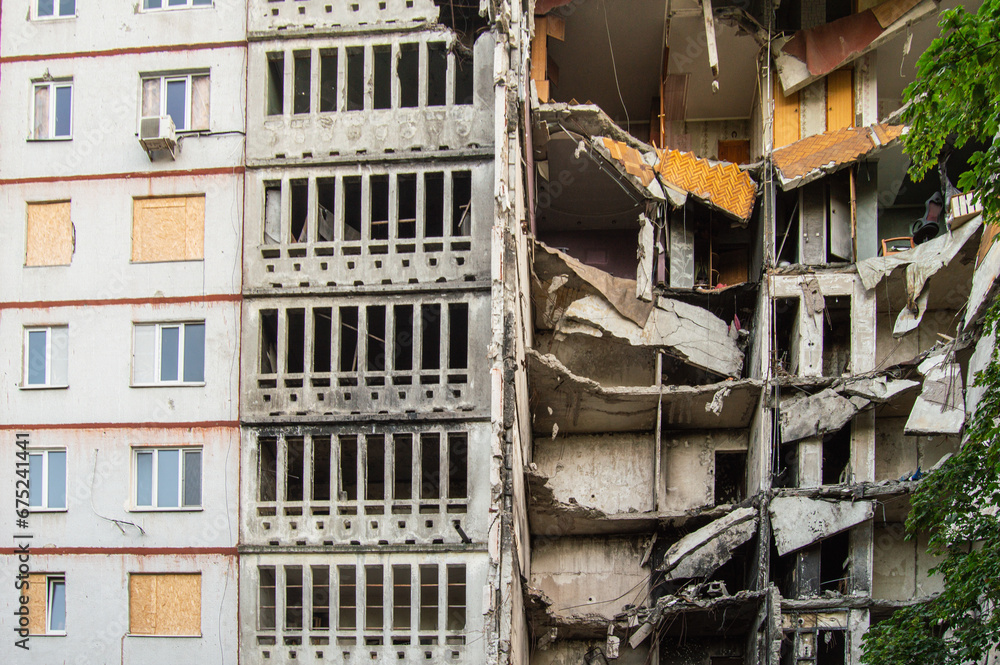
706 385 731 415
905 362 965 435
658 507 758 580
779 389 869 444
838 376 919 402
769 497 874 556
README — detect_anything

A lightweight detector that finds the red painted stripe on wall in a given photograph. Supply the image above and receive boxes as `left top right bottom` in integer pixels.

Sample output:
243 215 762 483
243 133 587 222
0 421 239 431
0 547 237 555
0 293 241 310
0 165 244 186
0 41 247 64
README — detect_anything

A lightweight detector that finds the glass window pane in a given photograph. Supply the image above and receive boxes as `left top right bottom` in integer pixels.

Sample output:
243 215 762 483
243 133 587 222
157 449 180 508
168 0 187 6
58 0 74 15
29 454 43 507
183 323 205 382
144 0 163 8
49 326 68 386
48 580 66 632
27 330 47 385
136 452 153 506
165 79 187 130
38 0 54 16
193 0 213 5
160 327 180 382
183 451 202 507
47 451 66 509
54 86 72 137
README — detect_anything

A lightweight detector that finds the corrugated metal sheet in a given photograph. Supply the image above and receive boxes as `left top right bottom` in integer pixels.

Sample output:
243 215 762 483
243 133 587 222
772 124 904 185
654 148 757 221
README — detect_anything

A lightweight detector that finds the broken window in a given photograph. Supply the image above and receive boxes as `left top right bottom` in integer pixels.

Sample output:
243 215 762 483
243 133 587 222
260 310 278 374
451 171 471 236
289 179 308 243
259 566 277 630
421 433 440 500
366 434 385 501
285 566 303 630
317 177 336 242
24 574 65 635
714 451 746 505
25 201 73 266
421 304 441 370
427 42 447 106
319 50 338 112
820 531 851 594
373 45 391 110
286 437 304 503
774 298 801 376
817 630 846 665
398 173 417 239
370 175 390 241
346 47 364 111
418 565 438 630
365 565 384 630
447 434 468 499
259 437 278 502
313 308 332 373
399 43 419 108
448 303 468 370
339 435 358 502
822 296 851 376
822 424 851 486
129 573 201 635
132 195 205 262
393 434 413 501
455 50 474 105
293 51 311 114
264 182 281 245
267 53 285 115
286 309 305 375
339 307 360 374
367 305 387 372
338 565 357 629
425 172 444 237
312 566 330 630
343 176 363 241
393 305 414 372
392 565 411 630
446 565 465 630
313 436 331 502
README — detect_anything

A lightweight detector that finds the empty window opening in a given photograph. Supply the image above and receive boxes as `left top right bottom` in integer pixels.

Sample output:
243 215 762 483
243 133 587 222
286 437 305 502
393 434 413 500
346 47 364 111
313 436 331 501
260 310 278 374
293 51 311 114
823 296 851 377
285 566 304 630
419 565 438 631
366 435 386 501
822 424 852 485
264 182 281 244
339 307 360 373
392 565 411 630
399 43 419 108
290 179 308 243
817 630 846 665
339 436 358 502
267 52 284 115
454 50 473 105
448 303 469 370
343 176 362 241
421 304 441 370
451 171 472 236
373 45 391 110
394 305 414 371
421 433 441 500
398 173 417 239
259 567 277 630
774 298 801 376
320 50 338 112
715 451 746 505
427 43 447 106
367 305 387 372
365 566 384 630
286 308 305 374
775 442 798 489
313 308 332 373
370 175 390 241
313 566 331 630
820 531 851 594
447 434 467 499
446 565 465 630
259 437 278 502
338 566 357 629
425 173 444 237
317 177 336 242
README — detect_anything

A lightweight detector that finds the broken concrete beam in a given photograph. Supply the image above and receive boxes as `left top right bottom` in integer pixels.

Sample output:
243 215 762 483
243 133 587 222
658 507 758 580
905 362 965 436
779 388 869 444
556 294 743 378
770 497 874 556
838 376 919 403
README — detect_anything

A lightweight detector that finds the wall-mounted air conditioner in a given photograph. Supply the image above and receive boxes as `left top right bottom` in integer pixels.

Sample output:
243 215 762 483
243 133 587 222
138 115 177 160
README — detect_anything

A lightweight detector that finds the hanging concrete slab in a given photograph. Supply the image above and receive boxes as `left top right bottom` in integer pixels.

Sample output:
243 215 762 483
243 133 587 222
905 362 965 436
772 124 904 190
658 507 758 580
780 388 869 444
770 497 874 556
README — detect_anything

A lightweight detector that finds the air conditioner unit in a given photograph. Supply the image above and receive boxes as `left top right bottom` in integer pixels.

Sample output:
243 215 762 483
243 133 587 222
138 115 176 160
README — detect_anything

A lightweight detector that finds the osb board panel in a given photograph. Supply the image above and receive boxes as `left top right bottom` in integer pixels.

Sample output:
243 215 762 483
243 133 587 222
132 196 205 263
26 201 73 267
773 78 801 149
130 573 201 635
826 68 855 132
26 574 47 635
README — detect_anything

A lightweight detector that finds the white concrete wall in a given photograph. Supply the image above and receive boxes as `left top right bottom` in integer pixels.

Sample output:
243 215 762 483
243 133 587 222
248 0 439 33
0 48 245 179
0 427 238 548
874 417 959 483
0 0 247 58
0 301 241 425
660 429 748 513
0 553 237 664
0 174 242 301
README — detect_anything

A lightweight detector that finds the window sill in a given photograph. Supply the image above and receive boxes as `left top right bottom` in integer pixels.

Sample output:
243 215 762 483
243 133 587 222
20 384 69 391
130 382 206 388
126 633 202 638
26 137 73 142
29 508 68 513
129 506 203 513
30 631 67 637
31 15 77 22
140 6 214 13
129 258 205 265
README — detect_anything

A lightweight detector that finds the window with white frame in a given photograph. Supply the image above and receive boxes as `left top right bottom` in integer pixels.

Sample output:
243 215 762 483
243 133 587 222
35 0 75 19
32 81 72 140
29 450 67 511
132 322 205 385
143 0 213 9
140 73 210 132
134 447 202 509
23 326 68 388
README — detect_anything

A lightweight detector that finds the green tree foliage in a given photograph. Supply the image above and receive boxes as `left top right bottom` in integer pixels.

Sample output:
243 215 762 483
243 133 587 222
900 0 1000 223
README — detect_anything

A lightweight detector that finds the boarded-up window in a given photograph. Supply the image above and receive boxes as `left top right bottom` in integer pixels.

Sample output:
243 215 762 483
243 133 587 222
132 196 205 262
129 573 201 636
24 574 48 635
23 574 65 634
25 201 73 266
